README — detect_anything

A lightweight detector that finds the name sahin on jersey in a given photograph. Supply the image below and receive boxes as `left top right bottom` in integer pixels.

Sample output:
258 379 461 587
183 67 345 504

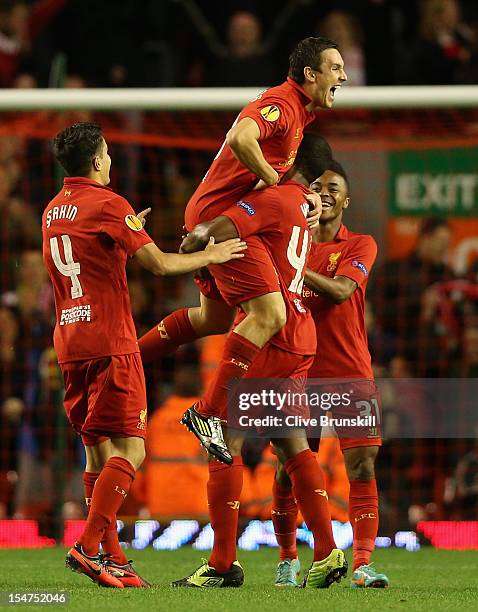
46 204 78 228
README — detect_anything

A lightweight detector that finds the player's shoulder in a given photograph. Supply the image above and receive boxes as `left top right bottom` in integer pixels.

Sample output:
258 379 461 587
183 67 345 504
101 190 134 215
240 184 282 206
345 228 377 252
246 81 296 111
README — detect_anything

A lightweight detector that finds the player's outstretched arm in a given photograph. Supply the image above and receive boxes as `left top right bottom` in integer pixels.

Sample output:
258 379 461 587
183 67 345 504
226 118 279 187
180 216 239 253
305 270 357 305
134 238 246 276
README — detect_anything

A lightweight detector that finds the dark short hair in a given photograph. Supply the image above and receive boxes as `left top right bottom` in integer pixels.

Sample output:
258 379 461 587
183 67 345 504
294 134 333 183
53 122 104 176
325 159 349 190
420 216 449 236
289 36 339 84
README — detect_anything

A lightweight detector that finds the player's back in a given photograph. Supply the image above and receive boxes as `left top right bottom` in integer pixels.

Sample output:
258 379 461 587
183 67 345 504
185 78 316 230
225 180 316 356
42 177 151 364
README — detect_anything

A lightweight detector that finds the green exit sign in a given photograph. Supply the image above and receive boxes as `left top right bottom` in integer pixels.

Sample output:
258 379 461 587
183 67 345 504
389 147 478 216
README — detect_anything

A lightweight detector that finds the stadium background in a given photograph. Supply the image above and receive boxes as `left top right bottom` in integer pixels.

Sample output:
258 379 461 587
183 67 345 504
1 0 478 553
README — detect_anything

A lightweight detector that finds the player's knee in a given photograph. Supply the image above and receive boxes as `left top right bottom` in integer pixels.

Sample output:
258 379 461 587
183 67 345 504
265 303 287 335
345 449 376 480
194 306 234 335
132 445 146 470
224 432 244 456
275 462 291 489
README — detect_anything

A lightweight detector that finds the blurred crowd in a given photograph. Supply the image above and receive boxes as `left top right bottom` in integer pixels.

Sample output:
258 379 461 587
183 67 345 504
1 0 478 89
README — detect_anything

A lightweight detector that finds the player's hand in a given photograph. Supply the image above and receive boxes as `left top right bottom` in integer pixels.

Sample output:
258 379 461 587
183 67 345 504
137 207 151 227
253 169 279 190
305 193 322 229
205 236 247 264
252 179 268 190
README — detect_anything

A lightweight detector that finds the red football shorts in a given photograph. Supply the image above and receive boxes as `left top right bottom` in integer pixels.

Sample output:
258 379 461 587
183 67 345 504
246 344 314 380
60 353 147 446
308 379 382 452
228 345 314 433
194 235 281 307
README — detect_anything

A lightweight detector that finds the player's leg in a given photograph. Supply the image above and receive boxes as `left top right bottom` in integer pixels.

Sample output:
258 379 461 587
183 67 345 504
273 434 347 588
344 444 388 588
194 291 286 417
93 436 151 587
138 284 235 365
182 239 286 463
271 436 324 587
172 429 246 588
60 360 124 587
66 354 150 587
68 435 145 587
82 437 128 567
271 461 300 587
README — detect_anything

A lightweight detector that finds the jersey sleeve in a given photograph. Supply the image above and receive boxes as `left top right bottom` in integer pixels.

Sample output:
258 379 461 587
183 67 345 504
221 188 281 239
240 95 293 141
100 196 153 256
335 235 378 287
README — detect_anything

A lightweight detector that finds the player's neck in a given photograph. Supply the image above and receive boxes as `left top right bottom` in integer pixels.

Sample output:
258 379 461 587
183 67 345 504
84 171 107 186
315 216 342 243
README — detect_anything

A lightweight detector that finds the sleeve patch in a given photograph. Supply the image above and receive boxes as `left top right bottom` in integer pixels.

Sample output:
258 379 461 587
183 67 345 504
259 105 280 122
352 260 369 276
236 200 256 215
125 214 143 231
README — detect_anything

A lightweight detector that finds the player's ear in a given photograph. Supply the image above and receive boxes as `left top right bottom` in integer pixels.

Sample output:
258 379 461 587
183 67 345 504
343 197 350 210
93 156 101 171
303 66 316 83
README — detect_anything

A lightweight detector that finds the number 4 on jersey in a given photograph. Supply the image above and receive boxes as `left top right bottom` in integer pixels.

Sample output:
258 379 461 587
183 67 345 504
50 234 83 299
287 225 309 293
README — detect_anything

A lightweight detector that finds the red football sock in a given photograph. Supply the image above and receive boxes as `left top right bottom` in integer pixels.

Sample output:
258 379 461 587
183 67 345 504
198 331 261 418
349 479 379 570
78 457 135 556
82 472 128 564
101 522 128 565
82 471 99 512
138 308 198 365
271 479 298 560
208 456 243 572
285 449 336 561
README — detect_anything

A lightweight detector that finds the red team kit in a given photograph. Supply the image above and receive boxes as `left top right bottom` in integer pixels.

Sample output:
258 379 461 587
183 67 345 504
42 177 153 445
41 43 384 587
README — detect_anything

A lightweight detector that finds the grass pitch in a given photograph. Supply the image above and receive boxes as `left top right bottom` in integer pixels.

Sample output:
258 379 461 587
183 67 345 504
1 547 477 612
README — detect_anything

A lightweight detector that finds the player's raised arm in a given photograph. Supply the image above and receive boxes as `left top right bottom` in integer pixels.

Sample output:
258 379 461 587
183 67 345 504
226 118 279 187
180 216 239 253
134 237 246 276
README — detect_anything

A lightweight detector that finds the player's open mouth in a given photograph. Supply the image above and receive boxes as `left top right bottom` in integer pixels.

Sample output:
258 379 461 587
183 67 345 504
322 201 333 209
330 85 341 99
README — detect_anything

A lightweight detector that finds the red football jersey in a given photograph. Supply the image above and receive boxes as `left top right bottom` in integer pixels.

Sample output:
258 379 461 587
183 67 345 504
223 180 316 356
184 78 316 230
42 177 153 364
302 224 377 378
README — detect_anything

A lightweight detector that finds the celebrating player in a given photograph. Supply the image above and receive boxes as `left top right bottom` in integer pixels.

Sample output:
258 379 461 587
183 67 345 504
139 36 346 459
272 160 389 588
42 122 246 588
171 135 347 589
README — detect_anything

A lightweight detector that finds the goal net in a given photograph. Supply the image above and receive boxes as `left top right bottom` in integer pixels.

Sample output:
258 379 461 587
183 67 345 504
1 86 478 546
